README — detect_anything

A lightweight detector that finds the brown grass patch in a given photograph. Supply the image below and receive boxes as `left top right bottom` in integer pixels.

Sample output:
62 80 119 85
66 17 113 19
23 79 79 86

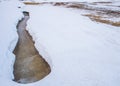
93 2 112 4
53 2 68 6
66 4 86 9
84 14 120 27
65 3 93 11
52 2 89 10
23 2 41 5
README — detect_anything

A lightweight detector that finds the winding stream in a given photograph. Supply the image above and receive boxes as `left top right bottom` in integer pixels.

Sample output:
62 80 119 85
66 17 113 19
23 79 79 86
13 12 51 84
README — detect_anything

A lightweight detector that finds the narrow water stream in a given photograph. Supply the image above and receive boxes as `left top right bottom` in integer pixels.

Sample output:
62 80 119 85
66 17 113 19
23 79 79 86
13 12 51 84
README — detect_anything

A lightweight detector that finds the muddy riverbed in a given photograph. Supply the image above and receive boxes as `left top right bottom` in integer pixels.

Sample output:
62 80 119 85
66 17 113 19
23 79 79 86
13 12 51 84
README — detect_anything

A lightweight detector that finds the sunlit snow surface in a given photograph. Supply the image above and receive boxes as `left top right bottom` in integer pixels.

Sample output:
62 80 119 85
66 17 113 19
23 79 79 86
25 4 120 86
0 0 23 86
0 0 120 86
0 0 23 80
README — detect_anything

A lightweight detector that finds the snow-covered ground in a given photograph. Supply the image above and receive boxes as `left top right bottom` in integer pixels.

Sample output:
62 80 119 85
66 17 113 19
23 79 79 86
0 0 23 85
25 4 120 86
23 0 120 2
60 2 120 26
0 0 120 86
0 0 23 81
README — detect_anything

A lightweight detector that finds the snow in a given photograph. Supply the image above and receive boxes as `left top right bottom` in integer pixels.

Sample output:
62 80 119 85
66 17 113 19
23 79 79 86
87 2 120 11
25 5 120 86
24 0 120 2
0 0 120 86
0 0 23 84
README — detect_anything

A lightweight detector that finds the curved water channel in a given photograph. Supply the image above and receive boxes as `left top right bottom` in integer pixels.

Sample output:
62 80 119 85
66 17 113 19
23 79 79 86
13 12 51 84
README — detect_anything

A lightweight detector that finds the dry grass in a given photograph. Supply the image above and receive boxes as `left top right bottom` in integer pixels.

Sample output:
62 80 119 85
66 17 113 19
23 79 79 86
66 4 86 9
53 2 68 6
23 2 41 5
84 14 120 27
22 2 120 26
52 2 88 10
52 2 120 27
93 2 112 4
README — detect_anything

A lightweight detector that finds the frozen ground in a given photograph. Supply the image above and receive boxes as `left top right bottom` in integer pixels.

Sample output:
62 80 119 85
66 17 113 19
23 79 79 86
0 0 120 86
